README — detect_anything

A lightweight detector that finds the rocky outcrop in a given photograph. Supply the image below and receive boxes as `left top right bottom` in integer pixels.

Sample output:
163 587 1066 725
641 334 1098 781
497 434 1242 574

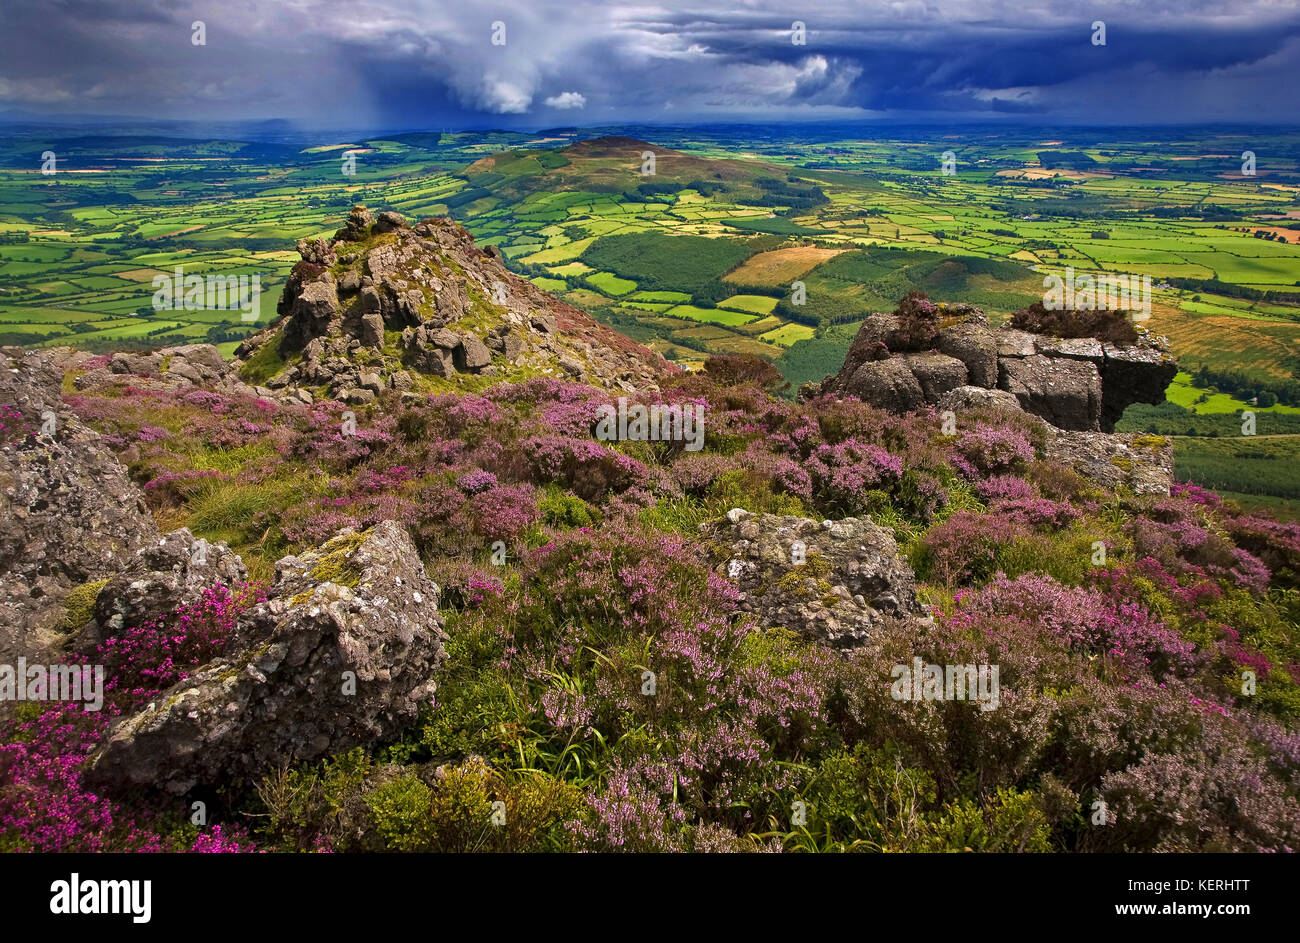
816 306 1176 432
999 354 1102 431
0 348 159 660
238 205 671 399
1099 342 1178 432
699 510 924 648
87 522 448 796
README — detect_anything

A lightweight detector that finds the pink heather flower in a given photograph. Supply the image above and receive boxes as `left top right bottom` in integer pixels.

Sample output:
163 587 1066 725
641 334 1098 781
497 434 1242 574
456 468 499 494
0 581 264 853
974 474 1036 504
0 403 33 442
137 425 171 443
993 496 1082 530
541 687 595 731
950 423 1034 478
190 824 259 853
1171 482 1222 507
949 572 1197 677
443 394 500 427
356 465 415 493
921 510 1030 584
459 484 540 541
806 438 903 513
466 573 505 607
182 389 228 410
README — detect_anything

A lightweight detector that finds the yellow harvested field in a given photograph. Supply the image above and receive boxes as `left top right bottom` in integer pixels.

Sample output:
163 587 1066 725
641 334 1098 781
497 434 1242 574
1153 305 1300 379
114 268 167 282
996 168 1110 181
1238 226 1300 244
724 246 845 285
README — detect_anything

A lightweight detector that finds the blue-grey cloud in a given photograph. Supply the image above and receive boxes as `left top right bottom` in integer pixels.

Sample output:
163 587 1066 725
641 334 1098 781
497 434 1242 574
0 1 1297 127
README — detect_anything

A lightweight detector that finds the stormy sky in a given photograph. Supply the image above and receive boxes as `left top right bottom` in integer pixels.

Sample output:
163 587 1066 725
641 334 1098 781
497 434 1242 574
1 0 1298 129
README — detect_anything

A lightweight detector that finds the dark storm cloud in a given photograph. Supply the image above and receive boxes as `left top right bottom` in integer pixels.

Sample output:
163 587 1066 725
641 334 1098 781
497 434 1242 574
0 1 1297 126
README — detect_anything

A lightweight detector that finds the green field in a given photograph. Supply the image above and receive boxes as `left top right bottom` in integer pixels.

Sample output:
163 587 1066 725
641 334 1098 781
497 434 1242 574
718 294 780 315
584 271 637 296
1166 372 1300 415
664 304 757 327
630 290 691 303
760 323 816 346
1175 436 1300 503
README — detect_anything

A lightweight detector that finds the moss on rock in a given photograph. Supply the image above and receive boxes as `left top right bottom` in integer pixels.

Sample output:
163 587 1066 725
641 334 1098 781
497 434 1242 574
53 579 109 636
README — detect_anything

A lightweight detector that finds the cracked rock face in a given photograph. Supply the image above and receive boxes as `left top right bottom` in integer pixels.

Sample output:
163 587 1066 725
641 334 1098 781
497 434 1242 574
86 521 448 796
998 353 1103 432
698 510 924 649
0 347 159 660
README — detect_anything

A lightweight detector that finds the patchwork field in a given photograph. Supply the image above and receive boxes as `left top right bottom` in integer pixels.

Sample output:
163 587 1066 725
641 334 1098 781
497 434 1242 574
1 124 1298 421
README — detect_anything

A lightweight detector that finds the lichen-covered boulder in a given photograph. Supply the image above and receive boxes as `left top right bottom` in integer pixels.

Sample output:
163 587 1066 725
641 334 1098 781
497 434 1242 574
699 510 923 648
1042 430 1174 497
87 521 448 796
455 333 492 371
902 352 968 402
842 358 926 412
935 384 1024 416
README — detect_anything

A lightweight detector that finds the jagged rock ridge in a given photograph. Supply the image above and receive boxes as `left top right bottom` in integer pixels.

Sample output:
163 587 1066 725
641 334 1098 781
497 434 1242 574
237 205 671 404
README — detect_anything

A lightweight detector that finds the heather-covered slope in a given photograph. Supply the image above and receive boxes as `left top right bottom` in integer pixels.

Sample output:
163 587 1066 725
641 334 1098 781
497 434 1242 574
2 346 1296 853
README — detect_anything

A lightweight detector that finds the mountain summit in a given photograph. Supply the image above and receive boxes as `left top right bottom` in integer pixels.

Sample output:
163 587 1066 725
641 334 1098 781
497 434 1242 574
235 205 670 404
